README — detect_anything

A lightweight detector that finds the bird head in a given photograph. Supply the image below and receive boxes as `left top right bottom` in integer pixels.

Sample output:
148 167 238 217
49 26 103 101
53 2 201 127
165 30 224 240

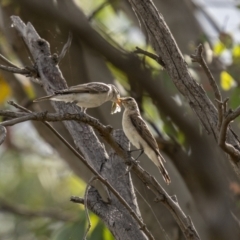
119 97 139 111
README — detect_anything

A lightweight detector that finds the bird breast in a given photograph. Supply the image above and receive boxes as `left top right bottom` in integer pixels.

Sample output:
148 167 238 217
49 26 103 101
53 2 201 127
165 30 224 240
122 111 145 149
122 111 161 167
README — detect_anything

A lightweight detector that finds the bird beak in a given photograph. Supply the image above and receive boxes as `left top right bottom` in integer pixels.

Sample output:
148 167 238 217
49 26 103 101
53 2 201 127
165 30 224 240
111 98 122 114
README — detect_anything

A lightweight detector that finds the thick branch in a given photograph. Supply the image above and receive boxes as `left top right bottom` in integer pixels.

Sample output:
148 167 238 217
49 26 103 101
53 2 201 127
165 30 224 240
0 109 200 239
9 16 148 240
127 0 240 168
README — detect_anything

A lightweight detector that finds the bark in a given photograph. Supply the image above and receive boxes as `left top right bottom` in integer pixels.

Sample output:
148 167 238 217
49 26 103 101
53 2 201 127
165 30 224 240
10 16 147 240
0 0 239 239
127 0 240 239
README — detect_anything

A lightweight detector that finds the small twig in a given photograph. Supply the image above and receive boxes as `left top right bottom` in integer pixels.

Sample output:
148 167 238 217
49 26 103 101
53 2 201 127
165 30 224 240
70 196 85 204
223 98 229 115
8 101 30 112
0 63 38 78
56 32 73 64
218 106 240 162
82 176 98 240
0 64 29 75
134 187 170 240
0 53 20 68
0 109 128 159
0 52 38 78
134 47 165 68
191 44 223 130
1 106 154 240
7 100 87 162
215 97 229 116
0 108 200 239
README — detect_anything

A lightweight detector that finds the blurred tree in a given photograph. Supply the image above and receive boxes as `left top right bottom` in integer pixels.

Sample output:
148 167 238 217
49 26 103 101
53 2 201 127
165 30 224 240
0 0 240 239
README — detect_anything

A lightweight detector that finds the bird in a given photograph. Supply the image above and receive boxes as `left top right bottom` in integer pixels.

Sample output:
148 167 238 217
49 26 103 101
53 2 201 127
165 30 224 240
33 82 121 114
120 97 171 184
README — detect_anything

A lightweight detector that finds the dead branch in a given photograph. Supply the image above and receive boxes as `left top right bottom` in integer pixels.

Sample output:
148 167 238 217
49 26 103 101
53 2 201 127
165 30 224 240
0 108 200 239
127 0 240 171
190 44 223 130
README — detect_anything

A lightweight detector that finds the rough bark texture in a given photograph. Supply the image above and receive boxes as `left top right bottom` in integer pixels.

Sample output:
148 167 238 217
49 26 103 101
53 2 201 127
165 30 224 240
1 0 240 239
10 16 147 240
127 0 240 239
128 0 240 159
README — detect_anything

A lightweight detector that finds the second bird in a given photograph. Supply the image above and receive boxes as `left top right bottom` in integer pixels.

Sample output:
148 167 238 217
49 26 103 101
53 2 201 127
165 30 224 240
34 82 121 114
121 97 171 184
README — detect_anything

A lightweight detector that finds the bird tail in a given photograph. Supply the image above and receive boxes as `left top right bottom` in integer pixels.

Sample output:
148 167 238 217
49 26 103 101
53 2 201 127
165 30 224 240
33 94 56 102
157 156 171 184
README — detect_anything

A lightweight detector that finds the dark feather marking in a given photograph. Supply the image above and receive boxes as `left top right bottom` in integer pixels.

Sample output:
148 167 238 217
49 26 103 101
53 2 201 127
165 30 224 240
129 113 160 156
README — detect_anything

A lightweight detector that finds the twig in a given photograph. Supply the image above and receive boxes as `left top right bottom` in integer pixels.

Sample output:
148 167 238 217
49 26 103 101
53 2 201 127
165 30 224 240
0 64 30 75
223 98 229 115
134 187 170 240
70 196 85 204
7 100 86 161
0 108 200 239
134 47 165 68
55 32 73 64
0 109 126 159
218 106 240 162
82 176 98 240
0 53 21 68
0 107 154 240
7 16 200 239
191 44 223 130
0 52 38 78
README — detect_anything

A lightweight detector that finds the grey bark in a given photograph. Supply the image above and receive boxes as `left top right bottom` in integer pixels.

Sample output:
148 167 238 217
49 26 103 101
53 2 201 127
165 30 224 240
10 16 147 240
127 0 240 239
0 0 239 239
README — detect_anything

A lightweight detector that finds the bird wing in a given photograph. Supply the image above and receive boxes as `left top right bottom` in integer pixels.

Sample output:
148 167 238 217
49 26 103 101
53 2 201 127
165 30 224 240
56 82 109 94
34 83 110 102
33 94 56 102
130 113 161 156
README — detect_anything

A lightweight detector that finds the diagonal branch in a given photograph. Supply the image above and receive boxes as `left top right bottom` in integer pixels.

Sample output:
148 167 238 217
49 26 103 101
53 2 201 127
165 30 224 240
0 108 200 239
218 106 240 161
191 44 223 130
0 15 201 239
127 0 240 170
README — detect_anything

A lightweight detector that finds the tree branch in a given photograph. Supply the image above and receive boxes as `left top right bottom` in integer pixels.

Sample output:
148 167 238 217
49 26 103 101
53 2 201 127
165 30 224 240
127 0 240 170
134 47 165 68
8 16 149 240
191 44 223 130
0 109 200 239
0 15 201 239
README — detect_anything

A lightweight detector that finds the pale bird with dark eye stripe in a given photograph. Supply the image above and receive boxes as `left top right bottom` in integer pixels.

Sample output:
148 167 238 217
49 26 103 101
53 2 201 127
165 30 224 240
120 97 171 184
33 82 121 114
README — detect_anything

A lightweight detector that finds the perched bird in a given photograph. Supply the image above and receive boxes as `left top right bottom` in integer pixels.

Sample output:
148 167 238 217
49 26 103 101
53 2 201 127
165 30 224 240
121 97 171 184
33 82 121 114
